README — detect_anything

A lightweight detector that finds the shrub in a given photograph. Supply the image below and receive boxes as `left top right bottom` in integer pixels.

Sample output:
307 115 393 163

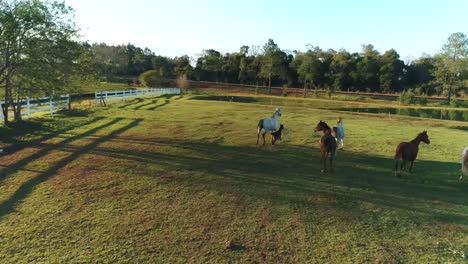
399 89 416 104
139 70 163 87
417 95 428 105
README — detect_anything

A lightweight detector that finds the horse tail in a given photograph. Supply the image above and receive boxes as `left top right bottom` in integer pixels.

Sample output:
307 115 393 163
394 143 405 176
256 119 264 145
257 119 264 133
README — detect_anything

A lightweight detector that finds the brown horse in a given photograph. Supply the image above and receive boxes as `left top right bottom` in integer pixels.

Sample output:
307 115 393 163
314 120 337 173
394 131 430 177
270 124 284 145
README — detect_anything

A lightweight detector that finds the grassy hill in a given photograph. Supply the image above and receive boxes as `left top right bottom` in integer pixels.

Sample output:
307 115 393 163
0 93 467 263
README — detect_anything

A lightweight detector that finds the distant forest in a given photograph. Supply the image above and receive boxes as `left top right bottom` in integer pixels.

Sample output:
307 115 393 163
91 33 468 99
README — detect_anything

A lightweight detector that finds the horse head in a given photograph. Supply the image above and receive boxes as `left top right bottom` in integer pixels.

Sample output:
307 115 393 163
314 120 330 133
274 108 282 117
418 130 430 144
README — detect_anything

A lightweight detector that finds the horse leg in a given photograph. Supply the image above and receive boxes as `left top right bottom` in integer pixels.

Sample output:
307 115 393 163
320 152 326 173
323 152 329 173
262 132 267 146
329 149 336 172
394 159 401 177
400 160 406 173
409 161 414 173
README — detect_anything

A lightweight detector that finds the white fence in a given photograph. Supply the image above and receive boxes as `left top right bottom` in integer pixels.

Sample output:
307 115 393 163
95 88 181 106
0 95 70 121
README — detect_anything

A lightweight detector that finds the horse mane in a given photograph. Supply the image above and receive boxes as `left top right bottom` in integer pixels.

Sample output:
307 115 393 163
411 131 427 143
271 108 281 118
321 121 331 131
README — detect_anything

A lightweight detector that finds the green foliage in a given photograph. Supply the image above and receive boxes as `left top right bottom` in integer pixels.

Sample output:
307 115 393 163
417 94 428 105
449 98 468 108
0 0 89 122
139 70 163 87
399 89 416 104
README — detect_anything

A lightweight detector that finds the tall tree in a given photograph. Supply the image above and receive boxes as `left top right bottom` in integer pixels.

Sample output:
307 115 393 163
433 32 468 100
259 39 288 92
0 0 81 123
379 49 404 93
330 49 355 91
356 44 381 92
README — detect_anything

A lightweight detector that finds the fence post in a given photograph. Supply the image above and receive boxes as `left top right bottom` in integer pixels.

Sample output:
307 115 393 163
27 97 31 119
95 91 98 106
105 91 108 103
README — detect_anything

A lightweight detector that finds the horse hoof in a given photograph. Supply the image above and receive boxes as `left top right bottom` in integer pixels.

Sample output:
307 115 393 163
320 169 325 173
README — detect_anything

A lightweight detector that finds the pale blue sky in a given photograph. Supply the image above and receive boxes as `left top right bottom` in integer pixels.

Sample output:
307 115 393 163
65 0 468 60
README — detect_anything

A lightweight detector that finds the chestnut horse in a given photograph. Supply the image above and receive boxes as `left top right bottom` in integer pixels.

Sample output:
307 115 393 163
314 120 337 173
394 131 430 177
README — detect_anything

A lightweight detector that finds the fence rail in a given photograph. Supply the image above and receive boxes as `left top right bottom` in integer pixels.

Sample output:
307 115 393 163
95 88 181 106
0 95 70 121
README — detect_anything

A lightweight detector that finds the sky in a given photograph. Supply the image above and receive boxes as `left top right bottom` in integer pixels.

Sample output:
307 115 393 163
65 0 468 60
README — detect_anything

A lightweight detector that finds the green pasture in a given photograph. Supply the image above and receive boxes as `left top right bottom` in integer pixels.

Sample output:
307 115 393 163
0 93 466 263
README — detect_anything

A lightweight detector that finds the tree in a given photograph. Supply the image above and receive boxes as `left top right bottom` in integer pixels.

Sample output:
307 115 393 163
379 49 404 93
0 0 82 123
330 49 355 91
194 49 223 82
259 39 288 92
432 32 468 100
356 44 381 92
294 51 321 96
173 55 193 79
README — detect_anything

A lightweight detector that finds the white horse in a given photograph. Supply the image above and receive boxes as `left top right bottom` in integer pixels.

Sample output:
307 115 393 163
256 108 282 145
461 147 468 181
333 117 345 149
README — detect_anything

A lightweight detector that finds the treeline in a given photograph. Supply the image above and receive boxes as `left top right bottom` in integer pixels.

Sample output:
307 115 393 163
92 35 468 99
1 1 467 124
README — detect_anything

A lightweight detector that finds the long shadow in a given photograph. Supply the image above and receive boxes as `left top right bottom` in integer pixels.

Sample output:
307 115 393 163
147 100 170 110
0 118 142 218
0 117 124 182
74 137 468 226
118 98 144 109
134 100 157 110
0 116 105 156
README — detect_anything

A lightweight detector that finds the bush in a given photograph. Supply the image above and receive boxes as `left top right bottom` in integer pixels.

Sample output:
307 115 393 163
139 70 164 87
417 95 428 105
450 98 468 108
399 89 416 104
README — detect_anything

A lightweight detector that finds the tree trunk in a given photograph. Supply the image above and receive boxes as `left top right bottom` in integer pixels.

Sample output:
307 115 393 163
10 95 21 122
3 75 11 124
303 80 307 98
447 87 452 103
268 72 272 94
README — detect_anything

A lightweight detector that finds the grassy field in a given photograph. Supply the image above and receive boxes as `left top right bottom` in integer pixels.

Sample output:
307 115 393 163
0 93 467 263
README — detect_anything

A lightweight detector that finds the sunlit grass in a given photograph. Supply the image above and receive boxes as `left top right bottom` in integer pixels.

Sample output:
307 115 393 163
0 94 466 262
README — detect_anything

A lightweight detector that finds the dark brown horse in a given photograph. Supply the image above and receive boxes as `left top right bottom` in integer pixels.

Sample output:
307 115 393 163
314 120 337 173
394 131 430 177
270 124 284 145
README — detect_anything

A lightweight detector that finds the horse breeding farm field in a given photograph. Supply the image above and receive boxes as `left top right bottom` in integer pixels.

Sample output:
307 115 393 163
0 93 467 263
